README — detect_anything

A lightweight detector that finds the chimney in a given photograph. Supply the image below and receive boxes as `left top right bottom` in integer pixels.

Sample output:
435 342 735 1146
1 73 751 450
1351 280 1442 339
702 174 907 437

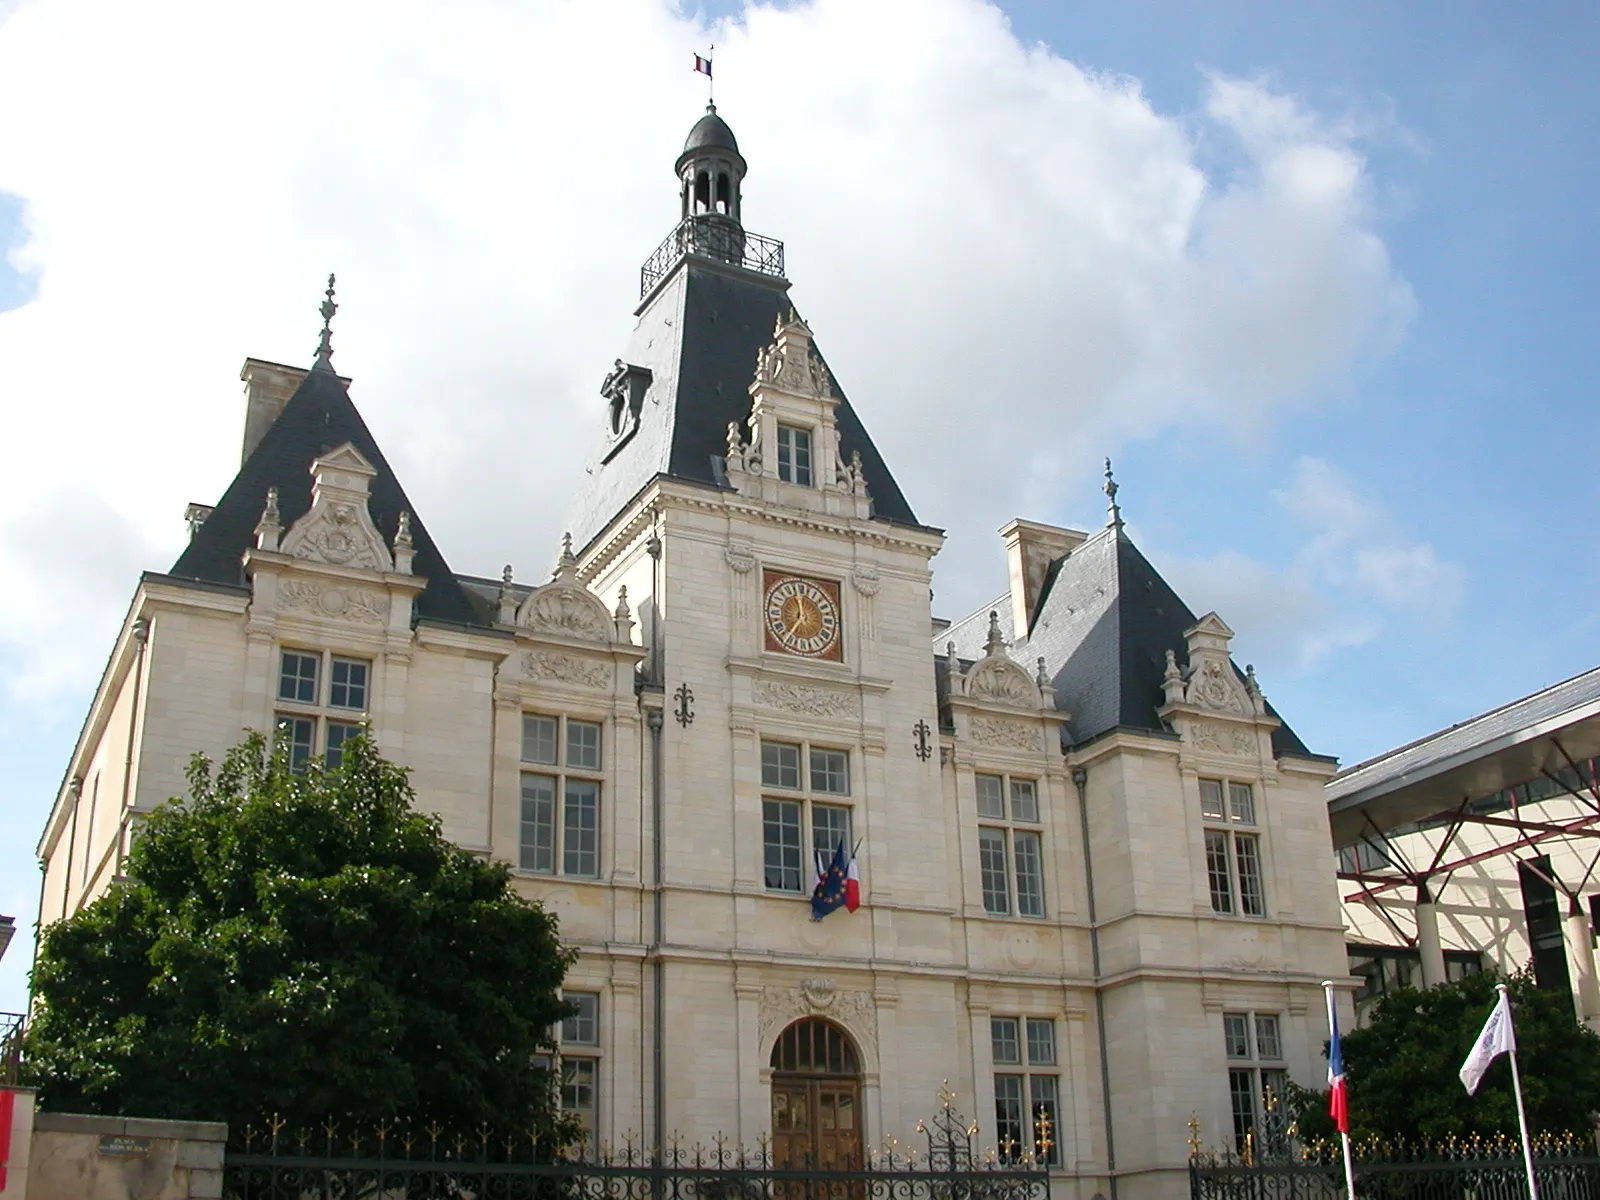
239 358 351 463
1000 518 1087 638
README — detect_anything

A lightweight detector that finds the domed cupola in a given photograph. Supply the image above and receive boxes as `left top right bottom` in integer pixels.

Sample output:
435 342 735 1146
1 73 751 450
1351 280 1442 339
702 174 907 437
676 103 746 226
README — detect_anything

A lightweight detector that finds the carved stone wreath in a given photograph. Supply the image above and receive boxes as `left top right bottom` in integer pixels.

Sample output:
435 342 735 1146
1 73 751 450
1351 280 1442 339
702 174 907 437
968 715 1043 751
1188 720 1256 757
754 680 859 718
277 579 387 625
522 651 610 690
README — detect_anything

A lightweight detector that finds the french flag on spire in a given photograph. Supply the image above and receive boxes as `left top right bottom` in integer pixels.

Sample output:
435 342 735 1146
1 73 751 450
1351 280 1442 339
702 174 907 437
1328 994 1349 1134
693 53 712 78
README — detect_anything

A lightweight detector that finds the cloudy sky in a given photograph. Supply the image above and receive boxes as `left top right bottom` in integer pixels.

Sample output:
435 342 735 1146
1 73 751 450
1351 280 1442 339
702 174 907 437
0 0 1595 1008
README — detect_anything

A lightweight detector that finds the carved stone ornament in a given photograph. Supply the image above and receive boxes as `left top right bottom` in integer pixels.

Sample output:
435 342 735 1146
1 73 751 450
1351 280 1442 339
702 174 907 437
968 715 1043 751
278 444 394 573
277 579 387 625
725 541 757 574
850 566 881 597
753 313 833 400
758 980 876 1058
965 657 1038 707
1187 658 1248 715
517 534 614 642
281 502 393 571
754 680 859 719
1188 720 1256 757
522 651 610 690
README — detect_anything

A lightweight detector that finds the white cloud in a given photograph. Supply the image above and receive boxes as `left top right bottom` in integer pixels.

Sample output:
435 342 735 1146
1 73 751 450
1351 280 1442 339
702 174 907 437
0 0 1415 704
1161 456 1464 674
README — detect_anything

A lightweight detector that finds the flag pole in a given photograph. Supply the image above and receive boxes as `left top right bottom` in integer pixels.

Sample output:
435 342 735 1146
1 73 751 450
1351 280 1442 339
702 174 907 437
1323 981 1357 1200
1500 983 1542 1200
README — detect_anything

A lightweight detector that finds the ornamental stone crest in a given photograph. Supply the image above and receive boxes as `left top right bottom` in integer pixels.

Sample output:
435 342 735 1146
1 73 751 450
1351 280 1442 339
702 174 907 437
966 658 1037 707
522 651 610 690
758 980 876 1058
517 533 614 642
1188 720 1256 757
968 715 1043 751
279 444 394 573
1187 659 1248 715
754 313 833 400
277 579 387 625
754 680 859 719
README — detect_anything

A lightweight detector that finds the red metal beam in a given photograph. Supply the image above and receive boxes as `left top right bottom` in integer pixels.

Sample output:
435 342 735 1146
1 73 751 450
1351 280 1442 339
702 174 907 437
1342 809 1600 903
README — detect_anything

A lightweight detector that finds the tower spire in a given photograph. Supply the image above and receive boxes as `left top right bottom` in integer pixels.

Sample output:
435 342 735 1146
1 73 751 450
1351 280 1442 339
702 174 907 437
312 273 337 372
1104 457 1123 530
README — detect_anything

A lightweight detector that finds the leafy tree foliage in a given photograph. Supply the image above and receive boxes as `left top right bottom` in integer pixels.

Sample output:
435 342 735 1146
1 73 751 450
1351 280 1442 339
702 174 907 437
26 732 576 1137
1288 969 1600 1142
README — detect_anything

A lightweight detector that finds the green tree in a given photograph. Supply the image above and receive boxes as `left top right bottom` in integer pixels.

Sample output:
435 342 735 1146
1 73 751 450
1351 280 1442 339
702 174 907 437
25 732 576 1138
1287 969 1600 1143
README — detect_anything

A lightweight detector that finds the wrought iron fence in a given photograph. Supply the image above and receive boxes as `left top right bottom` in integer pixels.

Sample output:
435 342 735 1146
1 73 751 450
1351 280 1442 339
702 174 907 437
225 1094 1049 1200
1191 1128 1600 1200
0 1012 22 1086
640 218 785 296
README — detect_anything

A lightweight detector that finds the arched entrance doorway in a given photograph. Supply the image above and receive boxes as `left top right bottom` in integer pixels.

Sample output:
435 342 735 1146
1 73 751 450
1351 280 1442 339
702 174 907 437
770 1018 863 1168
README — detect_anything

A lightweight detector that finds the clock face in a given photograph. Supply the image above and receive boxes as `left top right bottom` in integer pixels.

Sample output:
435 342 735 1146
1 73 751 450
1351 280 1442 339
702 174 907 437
763 571 843 660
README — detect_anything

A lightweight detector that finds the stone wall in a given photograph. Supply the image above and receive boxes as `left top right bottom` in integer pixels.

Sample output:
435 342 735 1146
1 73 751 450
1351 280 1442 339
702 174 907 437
23 1113 224 1200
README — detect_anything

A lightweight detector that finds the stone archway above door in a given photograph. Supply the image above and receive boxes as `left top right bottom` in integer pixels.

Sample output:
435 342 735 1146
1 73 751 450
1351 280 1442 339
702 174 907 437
758 978 877 1067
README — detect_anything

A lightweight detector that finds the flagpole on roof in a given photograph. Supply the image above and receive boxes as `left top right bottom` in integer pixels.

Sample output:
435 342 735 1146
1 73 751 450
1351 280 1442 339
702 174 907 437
1322 981 1356 1200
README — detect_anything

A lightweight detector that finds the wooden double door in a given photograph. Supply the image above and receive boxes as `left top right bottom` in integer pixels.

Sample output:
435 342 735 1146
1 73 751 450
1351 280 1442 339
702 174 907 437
771 1075 863 1169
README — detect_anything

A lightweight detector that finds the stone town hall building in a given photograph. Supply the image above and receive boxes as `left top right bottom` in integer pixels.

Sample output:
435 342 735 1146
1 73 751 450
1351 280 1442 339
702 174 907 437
37 106 1350 1199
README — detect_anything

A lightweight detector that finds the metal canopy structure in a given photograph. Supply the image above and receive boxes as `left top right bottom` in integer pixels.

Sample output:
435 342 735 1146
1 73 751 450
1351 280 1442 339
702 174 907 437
1326 665 1600 1012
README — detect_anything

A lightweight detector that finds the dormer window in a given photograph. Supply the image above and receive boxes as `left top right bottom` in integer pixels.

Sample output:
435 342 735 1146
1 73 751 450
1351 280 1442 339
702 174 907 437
777 424 813 486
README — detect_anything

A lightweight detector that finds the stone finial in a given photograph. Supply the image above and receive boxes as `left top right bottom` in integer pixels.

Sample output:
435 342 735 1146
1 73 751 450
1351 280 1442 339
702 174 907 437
984 610 1006 658
1036 656 1051 692
613 584 635 643
850 449 868 498
393 510 414 574
555 532 578 581
254 486 282 551
1162 648 1185 706
1104 457 1123 529
944 640 963 696
1245 664 1267 715
726 420 743 470
497 564 516 624
312 273 337 372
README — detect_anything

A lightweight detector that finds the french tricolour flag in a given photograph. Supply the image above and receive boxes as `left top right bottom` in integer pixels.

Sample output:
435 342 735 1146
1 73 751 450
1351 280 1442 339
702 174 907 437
845 853 861 913
1328 998 1349 1133
694 54 713 78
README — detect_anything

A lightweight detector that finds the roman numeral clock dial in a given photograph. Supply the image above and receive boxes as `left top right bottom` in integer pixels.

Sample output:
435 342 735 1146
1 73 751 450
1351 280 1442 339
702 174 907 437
762 571 843 661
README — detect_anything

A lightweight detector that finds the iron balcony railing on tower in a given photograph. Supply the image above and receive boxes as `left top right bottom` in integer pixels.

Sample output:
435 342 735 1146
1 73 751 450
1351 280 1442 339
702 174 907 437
641 216 785 298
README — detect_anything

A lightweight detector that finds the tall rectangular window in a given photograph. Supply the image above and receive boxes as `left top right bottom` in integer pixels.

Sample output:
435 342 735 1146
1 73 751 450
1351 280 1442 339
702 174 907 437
275 648 372 768
1201 777 1266 917
520 714 603 878
777 424 813 486
1222 1010 1288 1153
762 739 853 893
993 1015 1061 1165
974 772 1046 918
559 991 601 1149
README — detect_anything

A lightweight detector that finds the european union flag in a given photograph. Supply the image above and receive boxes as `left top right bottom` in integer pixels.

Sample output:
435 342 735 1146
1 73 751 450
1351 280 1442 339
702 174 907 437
810 840 849 921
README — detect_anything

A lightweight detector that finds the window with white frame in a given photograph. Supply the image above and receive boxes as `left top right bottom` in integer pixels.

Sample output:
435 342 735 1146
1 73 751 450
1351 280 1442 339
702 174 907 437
1201 778 1265 916
521 714 603 878
560 991 600 1148
991 1016 1061 1165
976 773 1046 917
274 649 371 770
761 739 852 892
1223 1011 1287 1153
776 424 813 486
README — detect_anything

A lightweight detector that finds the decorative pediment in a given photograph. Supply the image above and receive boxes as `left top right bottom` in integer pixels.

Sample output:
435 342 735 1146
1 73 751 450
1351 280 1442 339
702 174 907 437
515 534 614 643
1186 657 1250 715
752 312 832 401
278 443 394 572
966 657 1039 707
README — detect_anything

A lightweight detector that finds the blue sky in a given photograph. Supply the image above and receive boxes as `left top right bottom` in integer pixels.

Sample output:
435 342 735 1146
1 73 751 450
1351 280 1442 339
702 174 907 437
0 0 1595 1011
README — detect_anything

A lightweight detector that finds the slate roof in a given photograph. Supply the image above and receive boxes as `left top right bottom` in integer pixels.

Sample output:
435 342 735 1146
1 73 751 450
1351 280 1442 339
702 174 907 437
565 257 921 554
938 525 1317 758
682 106 739 156
1327 664 1600 805
169 364 483 627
